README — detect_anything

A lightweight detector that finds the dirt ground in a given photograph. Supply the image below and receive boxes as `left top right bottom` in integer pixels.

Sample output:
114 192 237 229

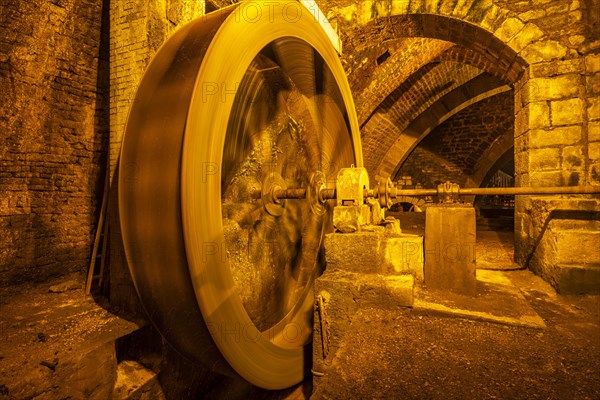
0 273 142 399
302 222 600 400
309 272 599 399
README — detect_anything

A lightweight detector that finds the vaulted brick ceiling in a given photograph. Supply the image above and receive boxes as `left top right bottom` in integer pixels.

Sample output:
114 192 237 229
342 35 515 188
421 91 514 176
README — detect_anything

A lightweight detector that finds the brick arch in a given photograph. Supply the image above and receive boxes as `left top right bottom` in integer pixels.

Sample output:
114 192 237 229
361 61 484 178
328 3 546 177
393 89 515 204
432 45 515 83
394 196 426 212
472 145 515 206
334 1 544 70
338 10 532 82
350 41 516 141
473 131 515 189
386 77 511 181
349 38 454 124
466 131 515 205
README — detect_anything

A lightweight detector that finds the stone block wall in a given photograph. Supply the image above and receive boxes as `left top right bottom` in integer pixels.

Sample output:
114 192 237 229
515 58 597 189
0 0 109 286
513 31 600 292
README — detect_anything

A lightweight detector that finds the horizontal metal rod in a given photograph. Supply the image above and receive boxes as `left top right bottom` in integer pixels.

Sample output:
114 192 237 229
453 186 600 196
273 185 600 201
273 188 337 200
387 186 600 197
273 188 307 200
388 188 437 197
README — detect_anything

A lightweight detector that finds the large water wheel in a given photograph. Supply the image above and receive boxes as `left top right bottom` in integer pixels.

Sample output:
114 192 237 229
119 1 362 389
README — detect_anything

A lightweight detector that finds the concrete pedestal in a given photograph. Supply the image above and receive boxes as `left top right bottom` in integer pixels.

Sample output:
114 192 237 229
424 205 476 294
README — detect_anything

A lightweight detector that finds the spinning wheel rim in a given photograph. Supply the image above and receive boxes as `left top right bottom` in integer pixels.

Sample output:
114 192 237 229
120 0 361 390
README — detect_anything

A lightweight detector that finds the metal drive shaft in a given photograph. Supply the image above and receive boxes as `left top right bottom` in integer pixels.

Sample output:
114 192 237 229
273 185 600 202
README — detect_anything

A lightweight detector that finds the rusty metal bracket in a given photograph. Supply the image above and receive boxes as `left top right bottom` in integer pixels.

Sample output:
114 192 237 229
376 178 394 208
437 181 460 204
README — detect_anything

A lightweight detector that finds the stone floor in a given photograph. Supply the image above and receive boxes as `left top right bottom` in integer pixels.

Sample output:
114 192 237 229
271 219 599 399
309 269 600 399
0 273 143 399
476 230 517 270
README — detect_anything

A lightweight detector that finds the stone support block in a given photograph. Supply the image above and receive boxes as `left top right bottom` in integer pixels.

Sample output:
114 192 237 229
556 230 600 266
554 264 600 294
386 235 425 280
424 205 476 294
516 197 600 294
325 232 380 273
324 231 424 279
